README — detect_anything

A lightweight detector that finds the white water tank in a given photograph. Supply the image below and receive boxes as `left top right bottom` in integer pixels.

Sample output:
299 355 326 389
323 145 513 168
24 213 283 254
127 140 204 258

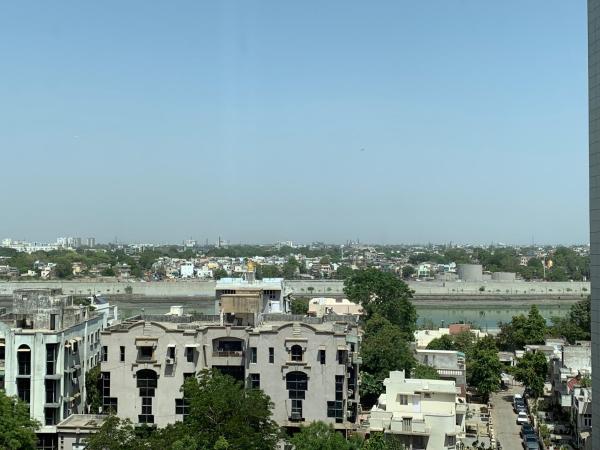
457 264 483 282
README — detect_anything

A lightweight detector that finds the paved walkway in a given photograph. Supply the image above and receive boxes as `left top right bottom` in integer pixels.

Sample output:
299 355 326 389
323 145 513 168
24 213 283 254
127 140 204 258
490 385 524 450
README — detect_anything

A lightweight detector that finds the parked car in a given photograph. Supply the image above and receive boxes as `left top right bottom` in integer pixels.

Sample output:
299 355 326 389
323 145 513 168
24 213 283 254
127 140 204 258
520 423 535 438
522 435 539 450
516 412 530 425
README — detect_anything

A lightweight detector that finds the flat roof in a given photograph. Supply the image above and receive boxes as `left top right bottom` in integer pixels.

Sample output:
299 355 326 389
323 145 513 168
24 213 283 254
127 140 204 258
57 414 108 429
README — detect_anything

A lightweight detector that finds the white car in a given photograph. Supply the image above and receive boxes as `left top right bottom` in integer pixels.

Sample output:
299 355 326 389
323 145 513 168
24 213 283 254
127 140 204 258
516 412 529 425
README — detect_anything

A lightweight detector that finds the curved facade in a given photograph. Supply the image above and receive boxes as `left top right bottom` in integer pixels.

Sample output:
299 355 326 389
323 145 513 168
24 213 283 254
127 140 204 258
457 264 483 282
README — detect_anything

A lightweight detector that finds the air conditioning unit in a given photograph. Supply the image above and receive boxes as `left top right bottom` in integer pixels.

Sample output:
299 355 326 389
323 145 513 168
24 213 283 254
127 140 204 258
347 389 354 396
166 357 175 365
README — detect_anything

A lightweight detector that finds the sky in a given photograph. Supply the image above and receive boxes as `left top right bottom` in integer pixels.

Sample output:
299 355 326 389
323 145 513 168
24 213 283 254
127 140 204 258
0 1 589 245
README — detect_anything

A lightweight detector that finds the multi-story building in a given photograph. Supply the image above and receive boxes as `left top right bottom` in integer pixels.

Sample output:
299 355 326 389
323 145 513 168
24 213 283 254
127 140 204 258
571 386 592 450
99 308 360 432
0 289 105 448
369 370 465 450
550 341 591 410
415 349 466 396
589 1 600 447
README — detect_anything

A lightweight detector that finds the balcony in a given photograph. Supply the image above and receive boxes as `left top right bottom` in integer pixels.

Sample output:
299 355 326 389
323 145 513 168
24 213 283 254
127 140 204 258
389 418 430 435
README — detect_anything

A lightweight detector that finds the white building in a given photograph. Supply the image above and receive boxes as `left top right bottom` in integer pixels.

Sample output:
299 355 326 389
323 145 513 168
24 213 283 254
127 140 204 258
307 297 364 318
0 289 105 448
369 370 465 450
571 386 592 450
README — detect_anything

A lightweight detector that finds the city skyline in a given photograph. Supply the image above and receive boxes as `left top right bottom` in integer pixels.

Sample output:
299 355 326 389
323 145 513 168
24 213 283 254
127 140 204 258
0 1 588 244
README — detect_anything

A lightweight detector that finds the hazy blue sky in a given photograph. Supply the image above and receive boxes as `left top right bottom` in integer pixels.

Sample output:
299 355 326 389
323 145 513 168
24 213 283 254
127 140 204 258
0 1 588 244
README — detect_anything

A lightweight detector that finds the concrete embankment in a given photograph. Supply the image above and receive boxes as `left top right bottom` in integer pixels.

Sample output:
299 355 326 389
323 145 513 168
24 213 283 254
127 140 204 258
0 279 589 298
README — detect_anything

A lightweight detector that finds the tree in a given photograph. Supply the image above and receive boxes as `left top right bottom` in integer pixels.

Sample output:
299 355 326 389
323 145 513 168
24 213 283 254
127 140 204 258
0 390 39 450
290 297 310 315
361 433 405 450
361 315 415 405
551 297 591 343
182 369 280 449
344 269 416 339
85 365 102 413
467 339 502 401
257 264 281 279
411 364 440 380
400 265 415 278
496 305 547 351
335 265 355 280
512 351 548 398
289 422 353 450
84 416 142 450
282 257 300 279
212 268 228 280
426 335 455 351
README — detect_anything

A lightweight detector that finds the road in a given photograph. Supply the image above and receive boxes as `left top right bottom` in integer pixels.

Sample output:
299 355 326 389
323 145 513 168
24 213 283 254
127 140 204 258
491 385 524 450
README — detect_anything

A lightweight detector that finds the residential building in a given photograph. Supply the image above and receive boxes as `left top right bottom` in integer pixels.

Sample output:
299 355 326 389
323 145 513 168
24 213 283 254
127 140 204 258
415 349 466 396
86 238 96 248
99 308 360 431
369 370 465 450
571 386 592 450
56 414 107 450
0 289 105 448
307 297 364 318
551 341 592 410
414 325 487 349
588 1 600 446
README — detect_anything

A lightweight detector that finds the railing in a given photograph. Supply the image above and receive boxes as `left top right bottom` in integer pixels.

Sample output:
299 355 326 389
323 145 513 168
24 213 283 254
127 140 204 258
212 351 243 357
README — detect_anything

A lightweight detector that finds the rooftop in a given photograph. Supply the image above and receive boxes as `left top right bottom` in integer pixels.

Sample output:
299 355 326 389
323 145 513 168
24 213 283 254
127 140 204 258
57 414 108 430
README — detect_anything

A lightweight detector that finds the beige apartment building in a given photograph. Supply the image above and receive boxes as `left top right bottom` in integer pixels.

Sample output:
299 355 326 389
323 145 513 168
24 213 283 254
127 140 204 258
99 309 361 431
369 370 466 450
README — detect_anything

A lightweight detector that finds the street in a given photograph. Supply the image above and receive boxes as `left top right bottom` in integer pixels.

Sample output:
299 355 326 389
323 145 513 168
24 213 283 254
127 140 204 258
491 385 524 450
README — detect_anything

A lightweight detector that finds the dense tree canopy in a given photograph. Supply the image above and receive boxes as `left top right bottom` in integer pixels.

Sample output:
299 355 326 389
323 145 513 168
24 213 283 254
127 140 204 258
344 268 416 338
551 297 591 343
467 337 502 401
512 351 548 398
496 305 548 352
85 370 279 450
0 391 40 450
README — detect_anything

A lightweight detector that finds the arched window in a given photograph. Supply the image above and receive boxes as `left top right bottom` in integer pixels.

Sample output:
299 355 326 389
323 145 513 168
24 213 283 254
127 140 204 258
286 371 308 399
136 369 157 424
17 345 31 376
290 345 303 362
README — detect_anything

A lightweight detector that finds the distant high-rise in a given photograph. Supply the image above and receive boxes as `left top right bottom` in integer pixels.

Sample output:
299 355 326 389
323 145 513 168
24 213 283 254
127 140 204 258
588 1 600 447
87 237 96 248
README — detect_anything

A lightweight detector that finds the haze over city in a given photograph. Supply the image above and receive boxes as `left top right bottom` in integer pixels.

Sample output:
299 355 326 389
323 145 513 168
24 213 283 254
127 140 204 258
0 1 588 243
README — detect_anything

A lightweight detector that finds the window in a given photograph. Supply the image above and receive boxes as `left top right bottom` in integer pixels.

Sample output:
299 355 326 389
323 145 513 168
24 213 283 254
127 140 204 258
137 370 157 424
249 373 260 389
250 347 257 363
327 401 344 422
138 346 154 361
290 345 303 362
120 346 125 362
183 372 195 381
268 347 274 363
337 349 348 364
44 407 57 426
286 371 308 400
17 378 30 403
185 347 194 362
167 346 176 359
398 394 409 405
175 398 189 416
318 349 326 364
402 417 412 432
17 345 31 375
423 392 431 398
335 375 344 401
584 414 592 427
50 314 57 331
290 399 303 421
45 379 58 403
101 346 108 362
101 372 118 413
445 435 456 447
46 344 57 375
